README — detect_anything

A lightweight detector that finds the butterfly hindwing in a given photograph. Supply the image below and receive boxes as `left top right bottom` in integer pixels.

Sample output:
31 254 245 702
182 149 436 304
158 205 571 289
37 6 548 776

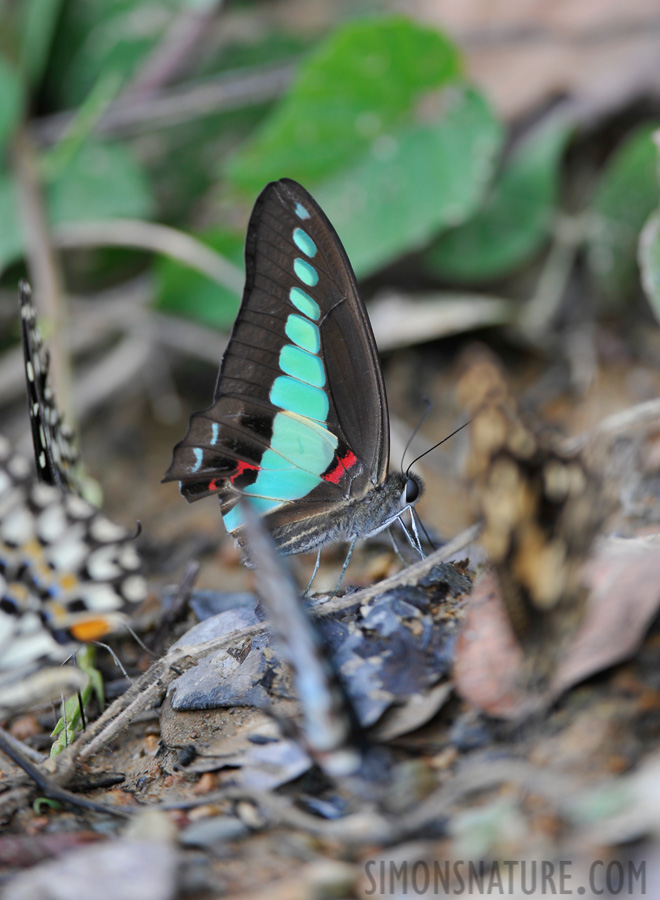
2 284 148 706
163 180 390 540
0 436 146 685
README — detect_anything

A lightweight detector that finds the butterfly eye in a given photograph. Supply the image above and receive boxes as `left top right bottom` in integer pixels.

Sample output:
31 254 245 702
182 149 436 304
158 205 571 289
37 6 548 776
405 476 420 504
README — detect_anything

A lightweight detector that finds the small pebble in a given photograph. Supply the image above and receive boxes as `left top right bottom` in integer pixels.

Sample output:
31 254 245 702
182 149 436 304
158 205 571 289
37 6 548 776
193 772 217 795
180 816 250 847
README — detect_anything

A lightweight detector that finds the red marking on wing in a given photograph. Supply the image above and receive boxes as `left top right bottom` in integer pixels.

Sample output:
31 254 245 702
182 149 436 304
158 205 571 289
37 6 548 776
323 450 358 484
230 460 260 484
207 460 260 493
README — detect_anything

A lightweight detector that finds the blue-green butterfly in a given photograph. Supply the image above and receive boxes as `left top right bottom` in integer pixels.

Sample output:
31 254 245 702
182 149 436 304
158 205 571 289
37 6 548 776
163 180 423 570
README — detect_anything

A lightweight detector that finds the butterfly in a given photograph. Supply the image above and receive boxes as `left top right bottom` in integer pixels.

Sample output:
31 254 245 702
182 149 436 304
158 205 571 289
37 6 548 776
163 179 423 574
458 351 613 684
0 285 147 714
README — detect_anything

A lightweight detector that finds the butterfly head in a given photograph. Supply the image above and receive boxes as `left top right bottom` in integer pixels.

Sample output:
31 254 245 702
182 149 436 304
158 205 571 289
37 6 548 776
404 473 422 505
360 469 424 542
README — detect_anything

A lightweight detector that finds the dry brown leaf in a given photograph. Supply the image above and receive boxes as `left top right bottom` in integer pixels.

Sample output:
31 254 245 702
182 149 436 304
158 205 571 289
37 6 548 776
455 538 660 718
555 537 660 693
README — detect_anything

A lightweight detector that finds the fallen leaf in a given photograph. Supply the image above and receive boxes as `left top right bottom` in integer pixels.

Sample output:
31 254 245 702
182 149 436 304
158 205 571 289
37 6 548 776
455 538 660 718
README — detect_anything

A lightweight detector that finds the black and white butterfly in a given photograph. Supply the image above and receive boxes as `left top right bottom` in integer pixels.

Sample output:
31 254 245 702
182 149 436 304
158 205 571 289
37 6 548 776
0 285 147 714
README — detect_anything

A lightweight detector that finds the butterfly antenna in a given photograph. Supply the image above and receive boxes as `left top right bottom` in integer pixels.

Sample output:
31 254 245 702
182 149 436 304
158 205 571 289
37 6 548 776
405 420 471 478
94 641 135 680
123 624 156 657
400 398 432 471
416 512 438 553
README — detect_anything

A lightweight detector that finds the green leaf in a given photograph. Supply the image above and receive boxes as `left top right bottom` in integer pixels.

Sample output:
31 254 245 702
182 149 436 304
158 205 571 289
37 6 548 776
0 140 154 274
314 86 502 277
50 646 101 756
587 122 660 305
18 0 65 87
155 229 244 329
425 117 573 282
33 798 63 813
227 15 463 191
639 209 660 323
0 174 24 272
47 140 154 224
0 55 24 151
47 0 183 107
41 71 124 180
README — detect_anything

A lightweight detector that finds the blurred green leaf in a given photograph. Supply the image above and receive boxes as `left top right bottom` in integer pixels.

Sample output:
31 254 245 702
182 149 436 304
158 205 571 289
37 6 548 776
50 645 101 756
425 117 572 282
155 229 243 329
227 15 463 191
0 139 154 273
47 140 153 223
314 86 502 277
0 174 24 272
587 122 660 305
42 71 123 180
18 0 65 87
0 55 24 151
639 210 660 323
48 0 184 106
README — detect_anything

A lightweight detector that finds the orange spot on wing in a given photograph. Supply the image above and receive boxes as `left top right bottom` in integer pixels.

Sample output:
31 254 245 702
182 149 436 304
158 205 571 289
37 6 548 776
70 617 115 642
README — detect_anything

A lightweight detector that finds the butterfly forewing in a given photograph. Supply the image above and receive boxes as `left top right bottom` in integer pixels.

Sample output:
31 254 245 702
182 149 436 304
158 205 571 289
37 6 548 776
19 282 84 497
163 180 391 541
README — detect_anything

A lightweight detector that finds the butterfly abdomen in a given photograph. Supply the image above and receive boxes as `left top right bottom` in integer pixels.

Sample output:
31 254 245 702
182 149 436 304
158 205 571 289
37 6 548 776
235 471 412 557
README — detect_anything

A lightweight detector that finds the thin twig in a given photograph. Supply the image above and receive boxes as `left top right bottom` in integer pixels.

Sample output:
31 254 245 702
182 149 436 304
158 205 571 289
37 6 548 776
31 63 295 144
121 1 225 100
314 523 482 617
370 292 516 352
151 312 227 365
0 727 131 818
74 336 152 420
517 213 585 343
52 219 244 295
562 397 660 453
165 757 583 845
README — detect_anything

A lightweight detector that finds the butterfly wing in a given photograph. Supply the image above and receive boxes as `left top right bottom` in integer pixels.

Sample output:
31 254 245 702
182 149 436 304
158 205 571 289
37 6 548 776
0 438 147 691
19 282 83 496
163 179 390 538
7 286 147 708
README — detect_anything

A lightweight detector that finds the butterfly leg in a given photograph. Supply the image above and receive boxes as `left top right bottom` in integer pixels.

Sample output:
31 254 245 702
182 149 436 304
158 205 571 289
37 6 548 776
397 512 424 558
409 509 425 557
304 548 323 596
388 526 407 566
332 534 359 597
